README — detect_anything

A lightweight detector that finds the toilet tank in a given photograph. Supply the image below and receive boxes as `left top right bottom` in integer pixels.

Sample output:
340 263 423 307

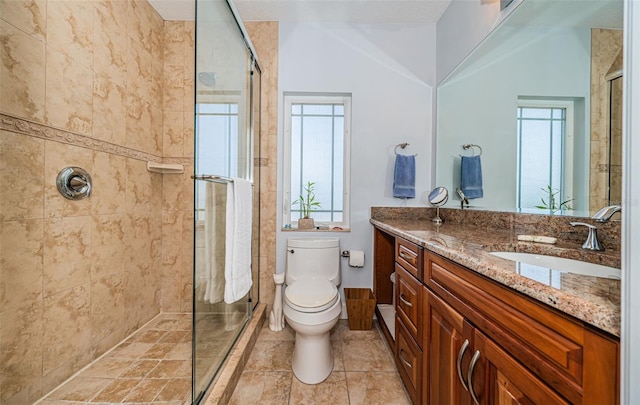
286 238 341 286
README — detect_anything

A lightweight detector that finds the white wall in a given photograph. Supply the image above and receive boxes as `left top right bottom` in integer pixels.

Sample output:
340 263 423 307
622 1 640 402
436 26 591 211
276 22 437 314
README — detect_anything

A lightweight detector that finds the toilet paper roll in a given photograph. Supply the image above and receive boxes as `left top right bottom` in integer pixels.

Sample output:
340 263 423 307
348 250 365 268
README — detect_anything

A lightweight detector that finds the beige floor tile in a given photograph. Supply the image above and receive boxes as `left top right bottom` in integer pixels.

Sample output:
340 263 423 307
228 371 292 405
155 378 191 401
244 340 294 372
108 342 155 359
82 357 132 378
133 329 168 343
122 378 169 403
147 359 186 378
160 330 190 343
345 371 411 405
120 359 161 378
142 342 175 359
342 336 396 372
257 321 295 341
57 377 111 401
91 378 140 402
289 370 349 405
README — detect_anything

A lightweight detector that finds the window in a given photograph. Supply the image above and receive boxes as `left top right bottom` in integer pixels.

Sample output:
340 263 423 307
283 93 351 229
516 100 574 213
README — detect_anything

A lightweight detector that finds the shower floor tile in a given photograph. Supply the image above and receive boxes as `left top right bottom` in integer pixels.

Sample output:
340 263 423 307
36 313 193 405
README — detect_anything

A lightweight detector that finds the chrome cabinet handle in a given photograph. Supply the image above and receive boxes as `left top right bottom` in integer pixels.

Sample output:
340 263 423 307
468 350 481 405
456 339 470 391
399 350 413 368
399 251 415 263
399 294 413 307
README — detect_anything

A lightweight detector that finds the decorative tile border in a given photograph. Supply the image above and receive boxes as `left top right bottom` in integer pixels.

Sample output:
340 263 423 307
0 112 184 164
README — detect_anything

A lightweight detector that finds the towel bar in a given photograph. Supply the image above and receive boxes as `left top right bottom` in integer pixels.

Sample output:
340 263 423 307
394 143 418 156
460 144 482 157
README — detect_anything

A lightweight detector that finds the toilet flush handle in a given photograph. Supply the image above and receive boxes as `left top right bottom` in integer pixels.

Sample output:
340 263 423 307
288 249 295 254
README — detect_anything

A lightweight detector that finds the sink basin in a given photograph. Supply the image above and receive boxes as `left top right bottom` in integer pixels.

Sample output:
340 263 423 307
490 252 621 279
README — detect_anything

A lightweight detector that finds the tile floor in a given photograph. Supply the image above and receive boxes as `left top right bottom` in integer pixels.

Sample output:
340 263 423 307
228 320 411 405
37 314 193 405
35 314 409 405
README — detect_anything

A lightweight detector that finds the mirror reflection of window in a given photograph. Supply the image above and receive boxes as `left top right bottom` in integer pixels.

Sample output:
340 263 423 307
516 100 574 213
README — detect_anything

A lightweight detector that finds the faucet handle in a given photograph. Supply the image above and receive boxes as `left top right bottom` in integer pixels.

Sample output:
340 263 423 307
570 222 604 251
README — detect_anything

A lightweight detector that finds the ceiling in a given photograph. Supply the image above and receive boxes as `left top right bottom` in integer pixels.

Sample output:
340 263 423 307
148 0 452 23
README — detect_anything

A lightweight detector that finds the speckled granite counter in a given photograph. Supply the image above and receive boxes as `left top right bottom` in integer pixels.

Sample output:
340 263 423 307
370 208 621 337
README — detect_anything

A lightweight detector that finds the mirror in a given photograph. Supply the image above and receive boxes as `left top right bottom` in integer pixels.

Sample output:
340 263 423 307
428 186 449 224
436 0 623 217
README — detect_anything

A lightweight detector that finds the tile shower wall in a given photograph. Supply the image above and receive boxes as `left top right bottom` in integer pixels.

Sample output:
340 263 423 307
245 22 279 310
590 28 623 212
0 1 165 403
160 20 196 313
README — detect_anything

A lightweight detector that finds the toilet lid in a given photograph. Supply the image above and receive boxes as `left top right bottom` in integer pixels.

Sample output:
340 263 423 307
285 277 338 313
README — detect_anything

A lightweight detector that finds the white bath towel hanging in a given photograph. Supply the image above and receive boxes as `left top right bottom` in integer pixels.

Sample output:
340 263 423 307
203 181 225 304
224 178 253 303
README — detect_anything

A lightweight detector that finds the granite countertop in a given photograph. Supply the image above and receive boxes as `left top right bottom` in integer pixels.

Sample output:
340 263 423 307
371 217 621 337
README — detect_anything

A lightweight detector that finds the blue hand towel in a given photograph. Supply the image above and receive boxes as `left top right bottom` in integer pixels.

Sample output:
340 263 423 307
460 155 483 199
393 154 415 199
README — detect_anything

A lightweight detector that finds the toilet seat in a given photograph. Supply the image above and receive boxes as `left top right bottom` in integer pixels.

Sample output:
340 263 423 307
284 276 338 313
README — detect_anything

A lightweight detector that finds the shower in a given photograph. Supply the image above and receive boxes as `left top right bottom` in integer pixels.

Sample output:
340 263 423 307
197 71 217 87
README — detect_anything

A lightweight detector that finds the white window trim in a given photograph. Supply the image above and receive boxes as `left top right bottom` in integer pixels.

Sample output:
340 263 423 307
282 93 351 230
516 99 575 209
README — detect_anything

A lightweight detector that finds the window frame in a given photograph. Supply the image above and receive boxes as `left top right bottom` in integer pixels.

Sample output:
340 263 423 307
516 99 575 212
282 93 352 230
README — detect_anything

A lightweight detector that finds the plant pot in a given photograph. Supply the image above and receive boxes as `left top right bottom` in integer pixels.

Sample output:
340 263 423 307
298 217 315 229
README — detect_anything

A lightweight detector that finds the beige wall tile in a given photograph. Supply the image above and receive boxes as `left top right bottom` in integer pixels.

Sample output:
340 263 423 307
163 21 185 66
163 110 184 156
45 47 93 135
43 140 93 218
125 158 154 212
93 4 127 86
0 20 46 122
0 300 44 403
0 130 44 221
125 93 152 152
92 152 127 215
43 216 92 298
163 64 185 111
0 220 43 312
93 77 127 145
41 350 91 397
151 104 164 155
46 0 94 69
42 285 91 374
127 35 154 105
91 213 126 280
90 273 125 347
0 0 46 41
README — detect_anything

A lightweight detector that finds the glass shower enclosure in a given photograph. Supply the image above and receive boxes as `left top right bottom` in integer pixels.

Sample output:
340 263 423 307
192 0 261 402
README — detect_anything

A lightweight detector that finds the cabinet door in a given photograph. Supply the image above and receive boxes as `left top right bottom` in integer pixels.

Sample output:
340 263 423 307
471 330 570 405
425 289 473 405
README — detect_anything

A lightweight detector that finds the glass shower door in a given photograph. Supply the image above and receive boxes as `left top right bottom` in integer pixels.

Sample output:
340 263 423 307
192 0 255 402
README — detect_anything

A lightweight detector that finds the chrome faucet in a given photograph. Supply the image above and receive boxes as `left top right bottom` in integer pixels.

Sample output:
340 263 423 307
592 205 621 222
570 222 604 251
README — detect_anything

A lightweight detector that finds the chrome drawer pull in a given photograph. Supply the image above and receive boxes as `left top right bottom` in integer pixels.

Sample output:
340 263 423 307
456 339 470 391
399 251 415 263
468 350 481 405
399 350 413 368
399 294 413 307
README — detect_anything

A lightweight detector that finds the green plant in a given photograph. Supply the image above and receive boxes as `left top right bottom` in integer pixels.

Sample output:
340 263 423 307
292 181 321 218
536 185 574 214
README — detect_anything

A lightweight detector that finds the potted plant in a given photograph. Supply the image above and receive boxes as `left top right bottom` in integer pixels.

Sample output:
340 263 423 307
292 181 321 229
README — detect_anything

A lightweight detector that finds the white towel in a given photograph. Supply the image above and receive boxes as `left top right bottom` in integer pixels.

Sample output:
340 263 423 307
224 178 253 303
203 181 225 303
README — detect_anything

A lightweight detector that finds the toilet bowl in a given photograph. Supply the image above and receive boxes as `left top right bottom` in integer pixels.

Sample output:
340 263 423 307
282 238 341 384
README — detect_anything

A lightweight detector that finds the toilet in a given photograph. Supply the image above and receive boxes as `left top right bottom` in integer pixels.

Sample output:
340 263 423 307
282 237 341 384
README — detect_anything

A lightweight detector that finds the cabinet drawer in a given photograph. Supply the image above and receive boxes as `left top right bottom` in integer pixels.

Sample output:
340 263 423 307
396 263 422 345
424 251 596 404
396 238 421 279
396 317 422 404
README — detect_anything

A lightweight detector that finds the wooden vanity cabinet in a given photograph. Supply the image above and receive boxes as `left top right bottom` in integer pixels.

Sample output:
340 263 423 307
424 251 620 405
394 238 424 404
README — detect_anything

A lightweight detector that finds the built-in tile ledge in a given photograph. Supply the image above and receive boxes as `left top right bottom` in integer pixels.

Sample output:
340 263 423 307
147 161 184 174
